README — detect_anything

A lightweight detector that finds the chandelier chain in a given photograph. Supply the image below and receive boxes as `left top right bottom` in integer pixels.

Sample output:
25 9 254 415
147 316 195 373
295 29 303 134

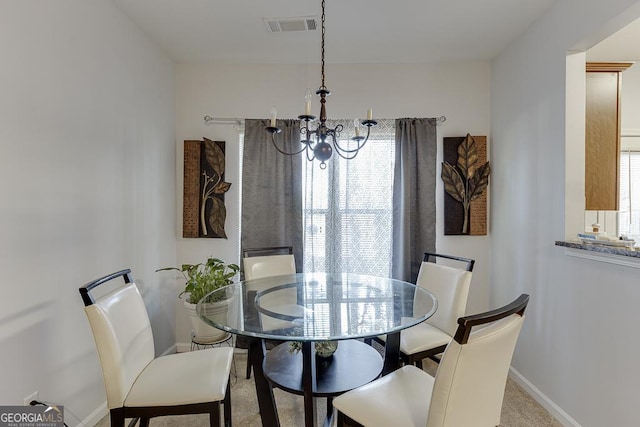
265 0 377 168
320 0 326 90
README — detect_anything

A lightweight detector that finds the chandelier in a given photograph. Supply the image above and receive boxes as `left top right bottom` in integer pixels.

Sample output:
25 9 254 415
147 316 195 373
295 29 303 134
265 0 377 169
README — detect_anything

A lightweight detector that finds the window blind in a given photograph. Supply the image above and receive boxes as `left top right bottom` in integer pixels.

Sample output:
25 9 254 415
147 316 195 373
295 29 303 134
619 150 640 238
302 119 396 276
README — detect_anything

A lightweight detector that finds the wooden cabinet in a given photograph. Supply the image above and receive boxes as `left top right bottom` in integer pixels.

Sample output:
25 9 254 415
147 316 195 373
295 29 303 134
585 62 632 210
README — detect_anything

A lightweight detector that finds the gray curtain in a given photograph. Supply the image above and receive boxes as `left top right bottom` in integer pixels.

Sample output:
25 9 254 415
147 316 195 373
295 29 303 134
392 118 438 283
241 119 303 272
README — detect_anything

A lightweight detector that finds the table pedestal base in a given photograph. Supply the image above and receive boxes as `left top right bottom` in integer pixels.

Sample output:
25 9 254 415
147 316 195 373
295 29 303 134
263 340 383 427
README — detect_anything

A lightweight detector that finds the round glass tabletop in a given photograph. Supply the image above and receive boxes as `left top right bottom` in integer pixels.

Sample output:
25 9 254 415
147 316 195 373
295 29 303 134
197 272 437 342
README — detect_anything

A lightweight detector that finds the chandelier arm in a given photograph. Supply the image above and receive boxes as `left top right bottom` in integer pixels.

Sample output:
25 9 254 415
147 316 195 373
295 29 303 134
300 124 317 144
333 148 361 160
332 136 368 154
269 132 309 156
332 126 371 154
306 146 316 162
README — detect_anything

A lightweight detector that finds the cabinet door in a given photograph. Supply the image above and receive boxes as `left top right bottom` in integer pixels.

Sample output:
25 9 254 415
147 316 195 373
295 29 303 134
585 63 632 211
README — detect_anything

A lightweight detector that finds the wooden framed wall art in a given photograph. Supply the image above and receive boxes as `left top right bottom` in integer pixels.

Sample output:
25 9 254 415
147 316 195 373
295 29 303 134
183 137 231 238
442 134 490 235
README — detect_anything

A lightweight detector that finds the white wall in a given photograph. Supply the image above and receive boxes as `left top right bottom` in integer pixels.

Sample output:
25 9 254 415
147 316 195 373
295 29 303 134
0 1 176 425
622 61 640 132
492 0 640 426
175 61 492 346
565 52 587 239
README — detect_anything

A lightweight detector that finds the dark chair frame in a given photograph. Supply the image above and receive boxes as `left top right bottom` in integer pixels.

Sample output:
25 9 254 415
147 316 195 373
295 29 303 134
374 252 475 368
80 269 232 427
337 293 530 427
453 294 528 344
241 246 295 379
242 245 294 259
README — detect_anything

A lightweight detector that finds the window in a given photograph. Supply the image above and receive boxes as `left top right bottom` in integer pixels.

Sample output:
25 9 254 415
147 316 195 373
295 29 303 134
618 148 640 239
302 119 396 276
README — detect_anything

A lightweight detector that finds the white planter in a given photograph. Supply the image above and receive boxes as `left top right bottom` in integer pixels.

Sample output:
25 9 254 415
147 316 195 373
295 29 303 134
183 298 230 344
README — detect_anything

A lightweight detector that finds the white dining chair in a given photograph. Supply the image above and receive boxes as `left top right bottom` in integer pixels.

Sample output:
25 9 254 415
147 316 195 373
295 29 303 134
79 269 233 427
375 252 474 368
243 252 296 281
242 246 297 379
333 294 530 427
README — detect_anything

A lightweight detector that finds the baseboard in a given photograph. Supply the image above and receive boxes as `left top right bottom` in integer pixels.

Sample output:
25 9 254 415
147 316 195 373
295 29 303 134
175 336 247 354
79 401 107 427
161 343 177 356
509 367 581 427
176 341 247 354
176 342 192 353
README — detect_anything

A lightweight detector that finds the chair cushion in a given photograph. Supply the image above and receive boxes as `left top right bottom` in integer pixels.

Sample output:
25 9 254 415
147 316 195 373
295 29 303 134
376 322 450 355
426 314 524 427
124 347 233 407
333 365 434 427
399 322 451 355
417 262 472 336
417 262 471 336
85 284 155 409
243 254 295 280
260 302 308 332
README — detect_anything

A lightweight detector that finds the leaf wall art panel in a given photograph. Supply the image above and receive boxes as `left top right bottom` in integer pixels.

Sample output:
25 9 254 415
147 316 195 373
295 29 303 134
183 138 231 238
442 134 490 236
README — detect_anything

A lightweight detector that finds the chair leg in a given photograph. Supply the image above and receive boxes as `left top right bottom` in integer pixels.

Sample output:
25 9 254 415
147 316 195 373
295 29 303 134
246 346 252 379
139 418 150 427
224 379 232 427
428 354 442 364
209 401 221 427
109 408 125 427
337 411 364 427
415 358 423 370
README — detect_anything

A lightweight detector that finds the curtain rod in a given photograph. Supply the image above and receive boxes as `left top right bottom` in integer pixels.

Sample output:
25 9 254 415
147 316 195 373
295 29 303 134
204 116 244 125
203 115 447 125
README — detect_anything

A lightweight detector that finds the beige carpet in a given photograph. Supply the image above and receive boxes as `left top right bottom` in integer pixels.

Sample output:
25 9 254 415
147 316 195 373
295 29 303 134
95 351 562 426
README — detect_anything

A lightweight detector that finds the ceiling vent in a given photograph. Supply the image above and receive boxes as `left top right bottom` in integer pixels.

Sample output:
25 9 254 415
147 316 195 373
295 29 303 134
263 16 318 33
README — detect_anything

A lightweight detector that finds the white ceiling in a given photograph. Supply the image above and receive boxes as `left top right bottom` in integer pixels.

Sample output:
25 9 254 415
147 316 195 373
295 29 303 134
113 0 557 64
588 17 640 61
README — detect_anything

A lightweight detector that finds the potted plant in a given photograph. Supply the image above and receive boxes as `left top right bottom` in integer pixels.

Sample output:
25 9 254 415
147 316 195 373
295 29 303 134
289 340 339 358
157 257 239 343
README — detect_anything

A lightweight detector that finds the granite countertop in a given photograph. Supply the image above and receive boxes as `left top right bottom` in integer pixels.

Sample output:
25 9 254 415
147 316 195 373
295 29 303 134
555 240 640 258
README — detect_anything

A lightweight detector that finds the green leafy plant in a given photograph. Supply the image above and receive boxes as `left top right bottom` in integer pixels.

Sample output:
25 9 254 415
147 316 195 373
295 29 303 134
288 340 303 353
441 133 491 234
156 257 239 303
287 326 338 356
289 340 338 357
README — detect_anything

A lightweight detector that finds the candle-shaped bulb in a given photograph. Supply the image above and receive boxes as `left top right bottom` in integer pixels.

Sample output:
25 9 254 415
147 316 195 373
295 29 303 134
304 89 312 115
270 107 277 127
367 109 373 120
354 118 360 137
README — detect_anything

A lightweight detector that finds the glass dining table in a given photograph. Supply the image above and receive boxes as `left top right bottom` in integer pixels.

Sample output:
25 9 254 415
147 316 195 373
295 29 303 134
198 272 437 427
